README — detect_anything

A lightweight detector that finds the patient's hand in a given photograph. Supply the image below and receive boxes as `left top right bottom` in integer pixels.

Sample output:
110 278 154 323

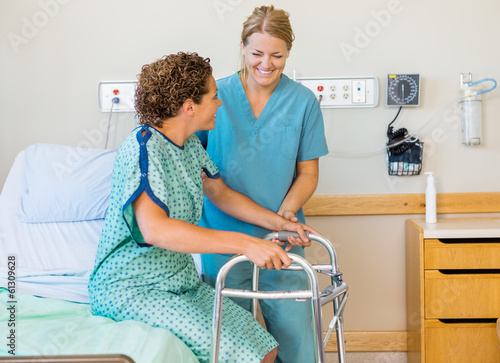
244 238 292 270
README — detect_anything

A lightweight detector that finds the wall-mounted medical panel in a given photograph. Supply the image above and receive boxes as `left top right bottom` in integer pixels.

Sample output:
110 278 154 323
98 81 137 112
296 76 379 108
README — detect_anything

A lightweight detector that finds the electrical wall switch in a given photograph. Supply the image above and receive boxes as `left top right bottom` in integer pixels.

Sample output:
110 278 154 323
296 76 378 108
98 81 137 112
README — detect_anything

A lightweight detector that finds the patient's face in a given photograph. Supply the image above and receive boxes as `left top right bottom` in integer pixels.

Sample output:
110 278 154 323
195 76 222 131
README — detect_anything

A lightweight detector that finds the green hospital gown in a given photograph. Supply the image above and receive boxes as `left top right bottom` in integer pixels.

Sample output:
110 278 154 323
88 124 277 362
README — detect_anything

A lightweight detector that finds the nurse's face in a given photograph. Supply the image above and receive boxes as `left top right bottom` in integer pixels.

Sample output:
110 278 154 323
241 32 290 90
195 75 222 130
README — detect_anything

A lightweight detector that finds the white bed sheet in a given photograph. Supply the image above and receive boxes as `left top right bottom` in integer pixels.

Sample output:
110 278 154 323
0 150 104 302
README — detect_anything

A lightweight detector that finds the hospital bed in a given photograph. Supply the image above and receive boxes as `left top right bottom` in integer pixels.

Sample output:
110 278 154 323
0 143 199 363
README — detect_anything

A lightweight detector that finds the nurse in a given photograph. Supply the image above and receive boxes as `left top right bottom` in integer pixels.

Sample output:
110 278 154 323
197 5 328 363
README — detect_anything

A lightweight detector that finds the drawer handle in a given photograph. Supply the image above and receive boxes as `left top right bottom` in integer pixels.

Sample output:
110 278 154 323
438 269 500 275
439 318 498 324
438 238 500 244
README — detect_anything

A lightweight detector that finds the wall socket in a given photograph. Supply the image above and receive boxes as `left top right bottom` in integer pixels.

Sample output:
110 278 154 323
296 77 379 108
98 81 137 112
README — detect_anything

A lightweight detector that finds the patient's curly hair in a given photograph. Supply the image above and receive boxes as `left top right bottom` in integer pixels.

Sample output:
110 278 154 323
135 52 212 127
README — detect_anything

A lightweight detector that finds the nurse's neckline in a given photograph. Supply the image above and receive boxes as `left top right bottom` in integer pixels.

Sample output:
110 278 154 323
239 70 282 96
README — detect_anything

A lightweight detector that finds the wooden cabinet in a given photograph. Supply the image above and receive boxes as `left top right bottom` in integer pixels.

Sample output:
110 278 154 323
406 219 500 363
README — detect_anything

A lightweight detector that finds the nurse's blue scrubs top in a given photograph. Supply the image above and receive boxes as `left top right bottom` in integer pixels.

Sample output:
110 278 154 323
197 73 328 238
89 124 278 362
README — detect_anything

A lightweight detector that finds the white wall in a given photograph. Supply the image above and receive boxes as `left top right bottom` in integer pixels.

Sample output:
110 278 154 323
1 0 499 331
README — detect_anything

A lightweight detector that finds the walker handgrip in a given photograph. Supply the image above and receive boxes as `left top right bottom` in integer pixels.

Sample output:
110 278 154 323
278 230 311 241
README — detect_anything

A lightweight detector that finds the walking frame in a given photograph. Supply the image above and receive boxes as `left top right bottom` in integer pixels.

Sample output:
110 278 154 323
210 232 348 363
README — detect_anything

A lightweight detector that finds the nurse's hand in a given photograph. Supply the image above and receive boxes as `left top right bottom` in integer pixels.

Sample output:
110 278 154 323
273 221 318 251
278 209 298 223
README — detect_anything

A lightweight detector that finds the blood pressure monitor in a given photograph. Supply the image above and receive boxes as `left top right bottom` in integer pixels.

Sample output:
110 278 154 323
386 74 420 106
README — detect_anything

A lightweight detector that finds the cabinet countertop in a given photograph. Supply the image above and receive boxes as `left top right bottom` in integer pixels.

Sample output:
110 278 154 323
410 218 500 239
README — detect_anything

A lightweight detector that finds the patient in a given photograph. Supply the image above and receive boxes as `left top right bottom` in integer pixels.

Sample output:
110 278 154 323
88 52 315 363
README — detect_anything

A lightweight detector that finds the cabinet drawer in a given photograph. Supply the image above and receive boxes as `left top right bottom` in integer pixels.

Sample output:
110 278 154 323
425 270 500 318
425 319 500 363
424 238 500 270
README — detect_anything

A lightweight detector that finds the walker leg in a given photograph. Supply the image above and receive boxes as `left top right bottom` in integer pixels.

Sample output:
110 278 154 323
312 297 325 363
251 263 259 319
210 282 224 362
335 316 346 363
331 291 347 363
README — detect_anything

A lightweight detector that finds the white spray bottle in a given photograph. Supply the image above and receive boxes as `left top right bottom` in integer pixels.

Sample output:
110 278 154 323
425 172 437 223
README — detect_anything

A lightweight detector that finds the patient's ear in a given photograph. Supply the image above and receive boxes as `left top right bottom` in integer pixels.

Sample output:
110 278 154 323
181 99 195 116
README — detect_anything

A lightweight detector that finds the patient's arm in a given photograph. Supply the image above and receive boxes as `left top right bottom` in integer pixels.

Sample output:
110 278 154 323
203 175 317 249
132 190 291 270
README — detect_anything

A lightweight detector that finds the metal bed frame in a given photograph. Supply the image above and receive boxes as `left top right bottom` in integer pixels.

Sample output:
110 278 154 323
211 232 348 363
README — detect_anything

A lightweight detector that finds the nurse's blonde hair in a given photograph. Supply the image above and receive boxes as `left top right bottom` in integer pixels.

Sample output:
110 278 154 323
240 5 295 78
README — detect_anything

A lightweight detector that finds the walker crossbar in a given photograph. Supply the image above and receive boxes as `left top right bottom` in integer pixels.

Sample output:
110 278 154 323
221 288 313 300
210 233 347 363
320 282 348 306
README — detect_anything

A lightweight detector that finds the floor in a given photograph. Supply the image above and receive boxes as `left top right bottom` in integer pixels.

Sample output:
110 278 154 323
253 304 410 362
324 352 408 363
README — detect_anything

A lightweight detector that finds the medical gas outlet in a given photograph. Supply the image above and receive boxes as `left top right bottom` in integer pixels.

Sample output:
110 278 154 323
98 81 137 112
296 77 378 108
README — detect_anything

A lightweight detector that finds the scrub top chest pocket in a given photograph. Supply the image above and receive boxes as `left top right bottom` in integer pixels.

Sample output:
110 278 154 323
278 125 301 160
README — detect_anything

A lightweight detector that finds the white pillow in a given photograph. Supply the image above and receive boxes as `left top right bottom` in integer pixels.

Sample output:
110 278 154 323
17 143 116 223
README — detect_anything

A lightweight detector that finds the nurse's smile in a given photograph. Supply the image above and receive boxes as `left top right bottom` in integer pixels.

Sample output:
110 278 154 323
257 68 273 75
